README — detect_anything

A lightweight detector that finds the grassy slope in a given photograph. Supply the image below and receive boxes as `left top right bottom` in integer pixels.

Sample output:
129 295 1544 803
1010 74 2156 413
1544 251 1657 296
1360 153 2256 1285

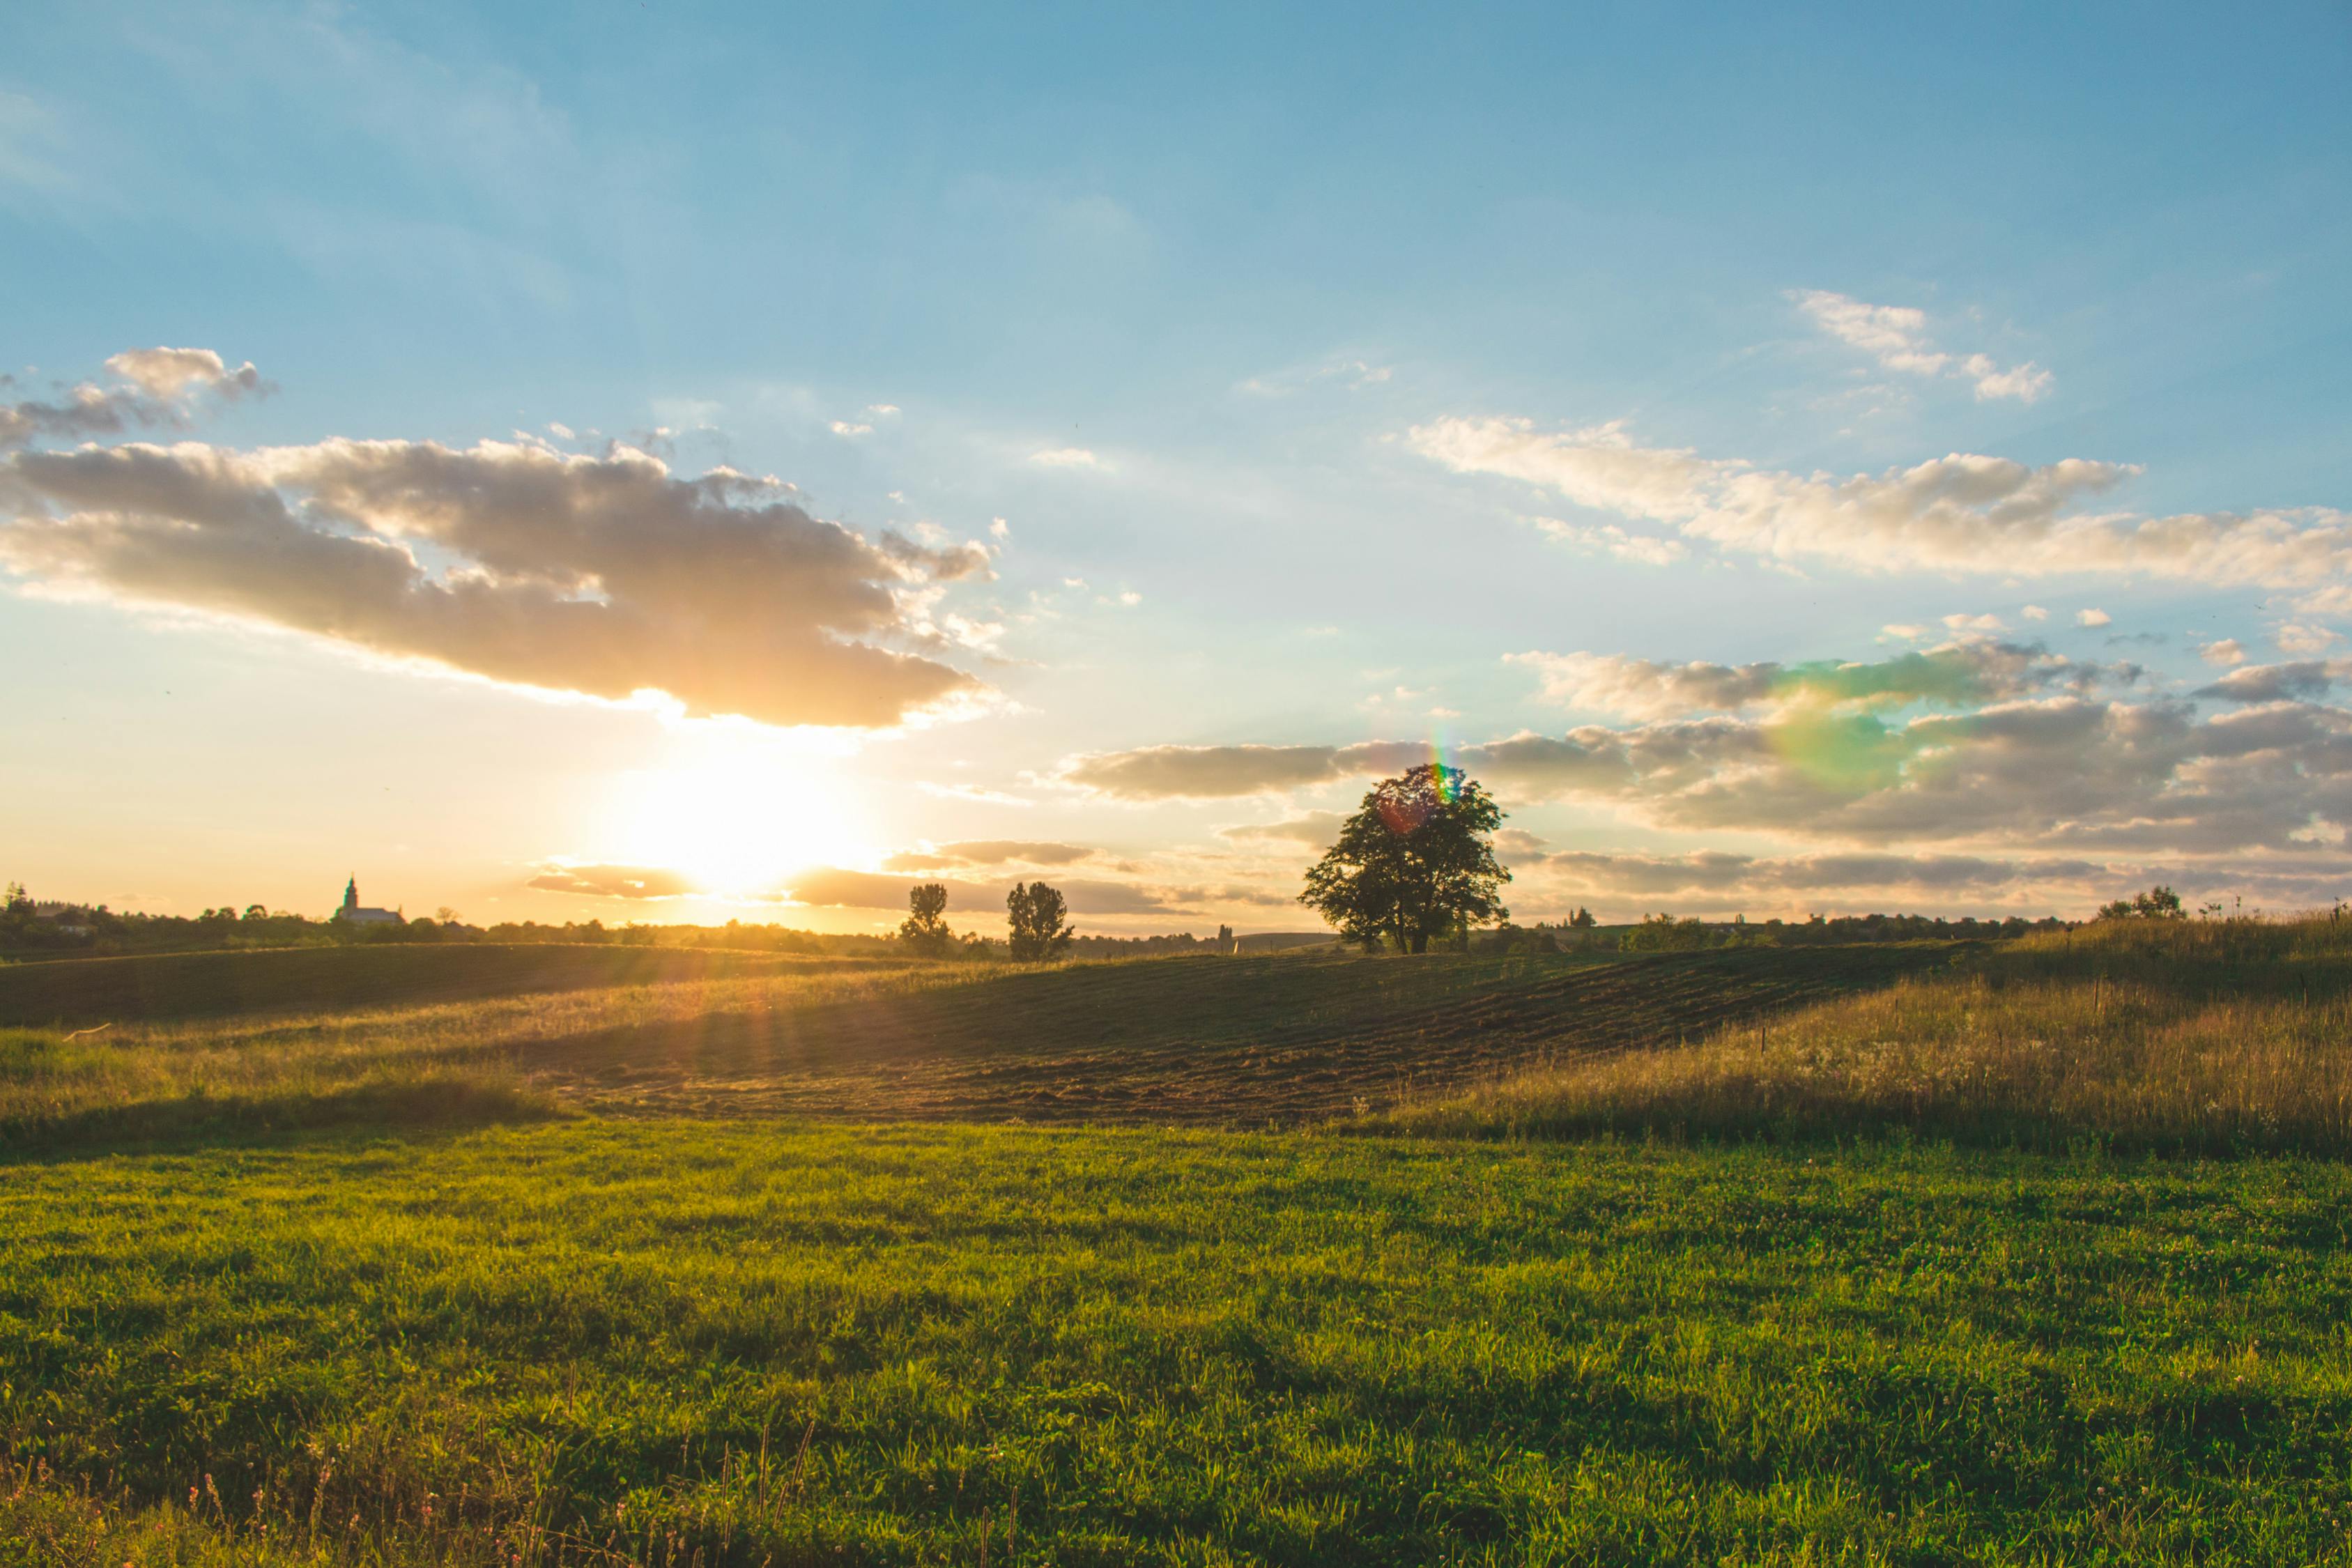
0 944 1949 1148
1392 917 2352 1154
7 1121 2352 1566
516 944 1947 1123
0 944 870 1028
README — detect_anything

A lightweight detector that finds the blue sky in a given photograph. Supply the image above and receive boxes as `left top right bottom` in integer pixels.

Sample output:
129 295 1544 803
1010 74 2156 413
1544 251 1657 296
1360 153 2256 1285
4 1 2350 928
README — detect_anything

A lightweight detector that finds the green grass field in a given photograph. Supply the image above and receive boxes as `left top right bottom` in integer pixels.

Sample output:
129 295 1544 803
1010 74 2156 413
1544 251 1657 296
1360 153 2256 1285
6 923 2352 1564
11 1123 2352 1566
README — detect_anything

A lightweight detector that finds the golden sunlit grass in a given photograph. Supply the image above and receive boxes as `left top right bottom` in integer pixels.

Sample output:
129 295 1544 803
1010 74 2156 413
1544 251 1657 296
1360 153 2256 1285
0 960 1006 1146
1387 914 2352 1154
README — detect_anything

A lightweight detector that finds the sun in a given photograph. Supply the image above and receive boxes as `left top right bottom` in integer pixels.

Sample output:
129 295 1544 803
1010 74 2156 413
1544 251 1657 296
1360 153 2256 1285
599 731 870 897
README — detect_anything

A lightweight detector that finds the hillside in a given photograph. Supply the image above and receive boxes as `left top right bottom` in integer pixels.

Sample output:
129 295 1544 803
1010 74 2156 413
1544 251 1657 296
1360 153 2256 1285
0 942 873 1027
0 941 1960 1148
1391 915 2352 1154
516 942 1953 1123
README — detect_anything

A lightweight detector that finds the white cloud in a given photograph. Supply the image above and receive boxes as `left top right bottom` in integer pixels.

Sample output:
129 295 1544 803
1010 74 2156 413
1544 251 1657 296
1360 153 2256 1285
2200 639 2248 667
1409 416 2352 611
989 517 1010 540
1943 613 2006 633
2022 605 2049 622
829 420 873 437
2278 623 2341 655
1790 289 2054 403
1029 447 1102 469
2077 608 2112 627
866 403 900 417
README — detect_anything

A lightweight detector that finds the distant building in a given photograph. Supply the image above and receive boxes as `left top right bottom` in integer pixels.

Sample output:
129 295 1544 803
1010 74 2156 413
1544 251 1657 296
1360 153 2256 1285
334 877 401 925
31 901 91 937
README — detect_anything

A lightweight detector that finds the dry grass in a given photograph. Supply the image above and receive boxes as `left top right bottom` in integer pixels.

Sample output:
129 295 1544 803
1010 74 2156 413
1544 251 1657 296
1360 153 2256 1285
0 961 1004 1148
1389 915 2352 1155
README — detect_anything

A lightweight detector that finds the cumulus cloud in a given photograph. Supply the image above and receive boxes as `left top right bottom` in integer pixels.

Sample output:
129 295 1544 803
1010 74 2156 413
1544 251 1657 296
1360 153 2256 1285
1 346 265 450
2195 661 2351 704
1408 415 2352 610
0 434 994 728
1508 641 2118 722
1073 682 2352 868
528 862 702 900
2077 608 2112 627
2277 623 2341 655
2200 638 2248 667
1790 289 2054 403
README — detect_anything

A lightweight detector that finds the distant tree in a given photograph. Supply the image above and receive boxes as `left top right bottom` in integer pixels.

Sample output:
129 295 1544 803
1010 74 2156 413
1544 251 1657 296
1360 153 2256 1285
1620 912 1714 952
3 882 29 916
1569 907 1597 928
1006 881 1073 962
1299 764 1510 954
2098 885 2185 921
900 882 954 957
243 903 269 921
434 906 461 924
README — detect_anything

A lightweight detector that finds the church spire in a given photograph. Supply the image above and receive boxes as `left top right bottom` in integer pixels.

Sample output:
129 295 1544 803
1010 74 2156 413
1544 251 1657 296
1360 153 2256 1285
344 875 358 910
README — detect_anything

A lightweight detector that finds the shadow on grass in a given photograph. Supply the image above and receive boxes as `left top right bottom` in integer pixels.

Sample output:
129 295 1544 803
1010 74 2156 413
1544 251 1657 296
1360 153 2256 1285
0 1072 562 1164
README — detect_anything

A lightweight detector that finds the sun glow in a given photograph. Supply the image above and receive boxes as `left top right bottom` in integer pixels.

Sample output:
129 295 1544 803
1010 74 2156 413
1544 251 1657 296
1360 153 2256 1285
599 730 872 898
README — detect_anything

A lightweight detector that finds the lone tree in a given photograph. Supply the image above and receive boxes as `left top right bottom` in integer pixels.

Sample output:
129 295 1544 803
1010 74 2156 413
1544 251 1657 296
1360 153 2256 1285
2098 884 2185 921
1006 881 1074 962
1300 763 1510 953
900 882 953 956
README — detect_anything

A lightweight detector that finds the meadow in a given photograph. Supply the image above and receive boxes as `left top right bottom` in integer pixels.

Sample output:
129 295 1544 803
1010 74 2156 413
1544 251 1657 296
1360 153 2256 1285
1396 916 2352 1155
6 920 2352 1564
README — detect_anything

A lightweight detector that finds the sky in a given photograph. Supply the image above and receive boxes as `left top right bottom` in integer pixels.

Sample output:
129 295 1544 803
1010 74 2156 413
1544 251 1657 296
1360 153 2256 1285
4 1 2351 933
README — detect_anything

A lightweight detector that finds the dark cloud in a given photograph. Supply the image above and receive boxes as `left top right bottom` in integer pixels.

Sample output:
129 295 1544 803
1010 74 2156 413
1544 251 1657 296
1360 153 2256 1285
2197 661 2348 705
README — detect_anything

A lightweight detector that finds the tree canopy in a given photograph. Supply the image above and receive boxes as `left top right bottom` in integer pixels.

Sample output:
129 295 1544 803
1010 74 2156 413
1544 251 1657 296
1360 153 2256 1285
1299 764 1509 953
2098 885 2185 921
899 882 953 957
1006 881 1074 962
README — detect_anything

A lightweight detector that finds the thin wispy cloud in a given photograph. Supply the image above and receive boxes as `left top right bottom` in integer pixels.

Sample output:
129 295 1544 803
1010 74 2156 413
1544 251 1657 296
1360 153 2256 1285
1791 289 2054 403
1409 416 2352 617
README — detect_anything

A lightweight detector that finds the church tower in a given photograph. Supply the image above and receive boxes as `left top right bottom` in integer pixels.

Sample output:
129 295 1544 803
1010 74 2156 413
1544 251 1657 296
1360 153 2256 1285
343 876 359 913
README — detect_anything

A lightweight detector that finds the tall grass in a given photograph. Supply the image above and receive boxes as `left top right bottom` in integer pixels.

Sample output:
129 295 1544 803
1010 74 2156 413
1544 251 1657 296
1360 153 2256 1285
1391 915 2352 1153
